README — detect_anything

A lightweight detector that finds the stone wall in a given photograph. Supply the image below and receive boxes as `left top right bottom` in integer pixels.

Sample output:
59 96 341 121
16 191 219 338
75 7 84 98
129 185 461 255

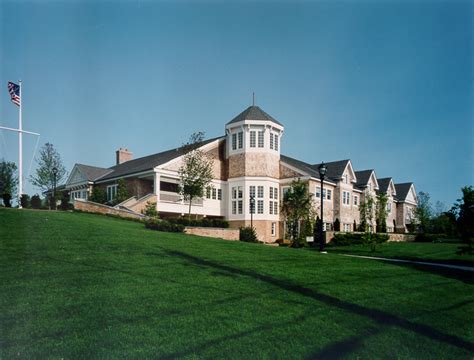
324 231 415 243
73 199 145 220
184 227 239 241
228 220 280 243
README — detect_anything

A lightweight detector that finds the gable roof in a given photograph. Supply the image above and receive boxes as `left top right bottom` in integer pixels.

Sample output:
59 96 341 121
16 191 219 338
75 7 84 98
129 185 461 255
226 106 283 126
76 164 112 182
96 136 224 182
394 183 414 201
377 177 392 193
355 170 374 187
280 155 336 184
311 160 351 182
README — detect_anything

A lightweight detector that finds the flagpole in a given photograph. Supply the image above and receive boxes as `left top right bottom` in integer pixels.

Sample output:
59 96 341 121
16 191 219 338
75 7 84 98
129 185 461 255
18 80 23 208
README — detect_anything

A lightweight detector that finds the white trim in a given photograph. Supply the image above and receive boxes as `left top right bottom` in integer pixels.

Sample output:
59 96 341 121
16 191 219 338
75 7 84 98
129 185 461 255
95 170 155 184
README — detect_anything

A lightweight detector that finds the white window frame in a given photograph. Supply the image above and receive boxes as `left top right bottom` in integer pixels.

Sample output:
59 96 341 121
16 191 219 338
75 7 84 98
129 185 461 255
237 131 243 149
258 131 264 148
271 222 276 236
250 131 256 148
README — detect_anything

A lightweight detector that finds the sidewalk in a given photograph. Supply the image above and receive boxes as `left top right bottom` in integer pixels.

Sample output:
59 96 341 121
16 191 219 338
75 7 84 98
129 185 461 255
341 254 474 272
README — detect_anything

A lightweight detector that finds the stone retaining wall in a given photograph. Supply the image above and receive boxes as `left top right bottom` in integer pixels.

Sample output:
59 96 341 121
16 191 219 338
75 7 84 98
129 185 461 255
324 231 415 243
185 227 239 241
74 199 145 220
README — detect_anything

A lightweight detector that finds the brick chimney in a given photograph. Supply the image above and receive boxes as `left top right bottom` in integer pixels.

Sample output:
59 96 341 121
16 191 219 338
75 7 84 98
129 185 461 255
116 148 133 165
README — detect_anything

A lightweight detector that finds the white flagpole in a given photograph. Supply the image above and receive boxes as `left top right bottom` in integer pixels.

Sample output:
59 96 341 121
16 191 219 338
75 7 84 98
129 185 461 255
18 80 23 208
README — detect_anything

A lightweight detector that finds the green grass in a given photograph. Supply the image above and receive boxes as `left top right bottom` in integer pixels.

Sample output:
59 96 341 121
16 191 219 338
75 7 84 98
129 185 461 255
1 208 473 359
328 242 474 267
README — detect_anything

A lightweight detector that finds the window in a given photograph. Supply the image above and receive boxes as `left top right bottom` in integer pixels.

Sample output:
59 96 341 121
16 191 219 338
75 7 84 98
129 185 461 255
257 200 264 214
238 200 243 214
273 187 278 200
315 187 321 198
316 187 331 200
270 133 274 150
274 134 279 151
206 187 211 199
232 201 237 214
387 202 392 213
232 133 237 150
282 187 289 198
249 186 255 198
327 189 332 200
271 222 276 236
238 186 243 199
269 201 273 214
231 186 242 215
342 191 351 205
343 223 351 232
343 174 348 184
368 183 372 191
160 181 179 193
217 189 222 200
258 131 264 148
269 187 274 199
273 201 278 215
354 195 358 206
237 131 243 149
107 185 118 202
250 131 256 148
257 186 264 198
212 188 217 200
232 187 237 199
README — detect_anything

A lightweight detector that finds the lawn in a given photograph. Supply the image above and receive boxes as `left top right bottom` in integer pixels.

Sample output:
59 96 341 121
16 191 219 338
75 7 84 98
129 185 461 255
328 241 474 267
1 208 473 359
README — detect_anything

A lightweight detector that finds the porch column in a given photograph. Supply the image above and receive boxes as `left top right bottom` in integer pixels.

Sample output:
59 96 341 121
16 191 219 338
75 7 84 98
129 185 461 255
154 172 160 204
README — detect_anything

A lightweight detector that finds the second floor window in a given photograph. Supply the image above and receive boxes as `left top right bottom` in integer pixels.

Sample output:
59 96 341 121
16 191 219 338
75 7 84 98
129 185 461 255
258 131 264 147
354 195 358 206
270 133 274 149
274 134 279 151
232 133 237 150
343 191 351 205
237 131 243 149
250 131 256 148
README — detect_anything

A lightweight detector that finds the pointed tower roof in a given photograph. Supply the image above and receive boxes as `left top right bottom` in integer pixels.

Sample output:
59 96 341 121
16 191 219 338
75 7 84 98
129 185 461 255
226 105 283 126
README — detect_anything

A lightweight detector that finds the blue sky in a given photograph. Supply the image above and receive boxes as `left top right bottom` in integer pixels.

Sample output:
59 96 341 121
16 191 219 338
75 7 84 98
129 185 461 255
0 0 472 208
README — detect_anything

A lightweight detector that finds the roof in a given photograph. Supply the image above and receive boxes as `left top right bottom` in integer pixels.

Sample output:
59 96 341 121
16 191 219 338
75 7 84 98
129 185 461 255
76 164 112 181
377 177 392 193
394 183 413 201
280 155 336 184
311 160 350 182
97 136 224 182
355 170 374 187
226 106 283 126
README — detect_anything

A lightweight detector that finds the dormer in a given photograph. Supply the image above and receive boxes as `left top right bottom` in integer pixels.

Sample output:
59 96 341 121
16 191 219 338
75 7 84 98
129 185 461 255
225 105 284 158
355 170 379 192
377 177 397 197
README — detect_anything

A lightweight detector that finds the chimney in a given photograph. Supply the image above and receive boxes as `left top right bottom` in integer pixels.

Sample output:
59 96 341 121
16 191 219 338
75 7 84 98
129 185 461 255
116 148 133 165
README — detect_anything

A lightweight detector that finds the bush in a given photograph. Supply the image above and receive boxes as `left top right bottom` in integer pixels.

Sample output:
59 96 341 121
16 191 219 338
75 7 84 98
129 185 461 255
144 218 185 233
90 187 107 204
31 194 42 209
240 226 258 242
20 194 30 208
331 233 389 246
142 201 158 218
167 217 229 228
415 233 447 243
2 193 12 207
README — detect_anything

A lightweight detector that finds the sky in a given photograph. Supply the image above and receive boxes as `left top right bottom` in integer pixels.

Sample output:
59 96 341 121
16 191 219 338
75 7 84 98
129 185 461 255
0 0 472 208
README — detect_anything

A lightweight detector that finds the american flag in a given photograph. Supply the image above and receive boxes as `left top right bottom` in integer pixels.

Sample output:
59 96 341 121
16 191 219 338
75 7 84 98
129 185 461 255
8 82 20 106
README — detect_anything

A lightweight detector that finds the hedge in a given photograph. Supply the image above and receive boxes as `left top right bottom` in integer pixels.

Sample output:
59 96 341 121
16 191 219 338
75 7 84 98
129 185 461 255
331 233 389 246
144 219 185 233
167 217 229 228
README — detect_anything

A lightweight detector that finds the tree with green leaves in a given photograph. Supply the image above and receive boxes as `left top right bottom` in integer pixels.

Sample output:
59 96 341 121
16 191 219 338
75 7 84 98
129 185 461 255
376 193 388 233
281 179 314 247
413 191 432 233
115 179 129 205
0 160 17 207
178 132 213 218
360 190 378 251
30 143 67 208
89 187 107 204
451 186 473 253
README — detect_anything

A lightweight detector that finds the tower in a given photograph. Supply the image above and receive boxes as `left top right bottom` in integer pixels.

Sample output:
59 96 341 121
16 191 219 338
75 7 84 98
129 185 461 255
225 105 284 242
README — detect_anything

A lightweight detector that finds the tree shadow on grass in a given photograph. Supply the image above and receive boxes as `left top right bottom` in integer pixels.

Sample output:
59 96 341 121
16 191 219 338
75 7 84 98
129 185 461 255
163 249 474 354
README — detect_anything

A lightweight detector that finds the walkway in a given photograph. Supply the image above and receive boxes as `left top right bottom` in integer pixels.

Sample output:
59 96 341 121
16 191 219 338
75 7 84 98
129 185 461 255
341 254 474 272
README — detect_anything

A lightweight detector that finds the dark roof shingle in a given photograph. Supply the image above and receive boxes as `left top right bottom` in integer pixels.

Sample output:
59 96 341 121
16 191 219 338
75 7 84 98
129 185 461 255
355 170 374 187
76 164 112 181
377 177 392 193
311 160 350 182
394 183 413 201
226 106 283 126
280 155 336 184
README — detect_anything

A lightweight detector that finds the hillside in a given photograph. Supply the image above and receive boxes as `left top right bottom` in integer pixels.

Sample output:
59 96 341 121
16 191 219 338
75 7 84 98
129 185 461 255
0 209 472 359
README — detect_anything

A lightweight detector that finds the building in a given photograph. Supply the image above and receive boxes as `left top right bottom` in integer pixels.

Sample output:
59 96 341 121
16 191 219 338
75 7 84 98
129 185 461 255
63 104 417 242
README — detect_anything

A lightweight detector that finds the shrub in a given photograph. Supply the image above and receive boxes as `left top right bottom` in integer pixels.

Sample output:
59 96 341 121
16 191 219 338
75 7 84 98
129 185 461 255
415 233 447 243
240 226 258 242
90 187 107 204
2 193 12 207
144 218 185 233
31 194 42 209
331 233 389 246
20 194 30 208
167 217 229 228
142 201 158 218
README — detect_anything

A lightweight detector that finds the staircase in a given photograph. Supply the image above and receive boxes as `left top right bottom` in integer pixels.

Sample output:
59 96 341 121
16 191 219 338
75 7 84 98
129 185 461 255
115 193 157 215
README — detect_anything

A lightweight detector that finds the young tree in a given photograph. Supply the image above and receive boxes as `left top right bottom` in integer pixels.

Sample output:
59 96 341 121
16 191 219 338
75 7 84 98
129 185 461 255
30 143 67 208
30 194 42 209
376 193 388 233
89 187 107 204
359 190 375 232
413 191 432 233
115 179 129 205
178 132 213 218
20 194 30 208
0 160 17 207
281 179 313 247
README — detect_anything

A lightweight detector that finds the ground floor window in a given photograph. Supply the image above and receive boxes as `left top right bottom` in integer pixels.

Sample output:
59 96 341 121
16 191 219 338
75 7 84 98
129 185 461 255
71 190 88 201
107 185 118 202
271 222 276 236
343 223 351 232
